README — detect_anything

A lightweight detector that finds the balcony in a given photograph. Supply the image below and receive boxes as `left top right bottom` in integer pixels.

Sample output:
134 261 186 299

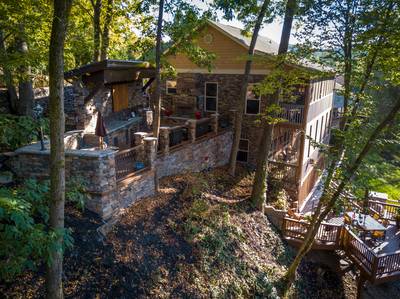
278 103 305 125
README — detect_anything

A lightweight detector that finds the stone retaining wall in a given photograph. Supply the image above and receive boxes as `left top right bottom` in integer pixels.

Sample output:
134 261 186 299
10 130 233 221
264 205 286 231
156 130 232 178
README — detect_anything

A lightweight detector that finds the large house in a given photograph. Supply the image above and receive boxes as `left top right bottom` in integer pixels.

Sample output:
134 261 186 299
162 21 335 209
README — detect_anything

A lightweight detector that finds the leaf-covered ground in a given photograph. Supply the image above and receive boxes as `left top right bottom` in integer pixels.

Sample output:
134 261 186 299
4 165 398 298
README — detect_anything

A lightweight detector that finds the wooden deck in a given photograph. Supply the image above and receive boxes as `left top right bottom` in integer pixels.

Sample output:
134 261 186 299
281 204 400 284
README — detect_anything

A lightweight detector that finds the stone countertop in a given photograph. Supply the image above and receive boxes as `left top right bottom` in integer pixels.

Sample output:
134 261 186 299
15 141 118 158
105 117 143 134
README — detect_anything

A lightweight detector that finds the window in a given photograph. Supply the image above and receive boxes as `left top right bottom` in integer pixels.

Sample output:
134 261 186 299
166 80 177 94
315 120 319 144
204 82 218 112
112 83 129 112
307 125 312 157
245 84 261 114
237 139 249 162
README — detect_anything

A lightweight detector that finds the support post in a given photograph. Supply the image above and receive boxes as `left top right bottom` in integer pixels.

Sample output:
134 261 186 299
159 126 170 154
187 119 197 142
134 132 148 146
211 113 219 134
144 137 157 170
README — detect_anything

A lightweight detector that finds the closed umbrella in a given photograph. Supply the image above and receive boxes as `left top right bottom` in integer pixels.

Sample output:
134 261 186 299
95 111 107 149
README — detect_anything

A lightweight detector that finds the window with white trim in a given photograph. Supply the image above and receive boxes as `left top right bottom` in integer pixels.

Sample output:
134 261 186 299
245 84 261 114
204 82 218 112
166 80 177 94
237 138 249 162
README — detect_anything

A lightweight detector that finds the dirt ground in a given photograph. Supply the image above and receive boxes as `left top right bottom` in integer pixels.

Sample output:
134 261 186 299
1 166 399 298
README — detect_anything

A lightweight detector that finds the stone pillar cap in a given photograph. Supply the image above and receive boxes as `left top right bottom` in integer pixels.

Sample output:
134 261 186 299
144 137 158 141
134 132 148 136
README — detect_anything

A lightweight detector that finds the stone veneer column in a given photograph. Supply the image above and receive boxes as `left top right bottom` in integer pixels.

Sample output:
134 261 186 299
159 127 170 154
211 113 219 134
187 119 197 142
144 137 158 169
134 132 148 146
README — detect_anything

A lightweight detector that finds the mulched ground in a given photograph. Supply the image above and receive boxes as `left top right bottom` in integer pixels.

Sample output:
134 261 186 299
0 166 368 298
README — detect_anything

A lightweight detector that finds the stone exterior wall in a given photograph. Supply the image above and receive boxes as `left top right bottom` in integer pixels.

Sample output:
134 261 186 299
156 130 232 178
10 129 232 221
161 73 296 166
10 144 118 219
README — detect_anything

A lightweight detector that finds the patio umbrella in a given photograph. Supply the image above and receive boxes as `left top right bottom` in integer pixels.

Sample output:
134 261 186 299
95 111 107 149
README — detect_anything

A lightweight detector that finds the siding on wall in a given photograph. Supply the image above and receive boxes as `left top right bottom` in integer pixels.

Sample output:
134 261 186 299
167 25 273 72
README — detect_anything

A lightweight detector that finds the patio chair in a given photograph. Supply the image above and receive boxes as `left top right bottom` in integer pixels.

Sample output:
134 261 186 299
372 230 385 242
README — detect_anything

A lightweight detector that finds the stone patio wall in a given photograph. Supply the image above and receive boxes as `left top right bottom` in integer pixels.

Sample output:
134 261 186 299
10 129 232 221
155 130 232 178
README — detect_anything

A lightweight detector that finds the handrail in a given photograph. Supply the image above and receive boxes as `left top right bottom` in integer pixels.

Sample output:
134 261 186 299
115 144 146 181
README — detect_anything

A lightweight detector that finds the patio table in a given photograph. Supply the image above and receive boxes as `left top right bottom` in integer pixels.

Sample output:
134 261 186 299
346 212 386 232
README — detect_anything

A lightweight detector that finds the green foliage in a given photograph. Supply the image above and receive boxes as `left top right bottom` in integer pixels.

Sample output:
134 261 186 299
0 177 86 280
0 114 48 151
182 198 278 298
66 176 88 211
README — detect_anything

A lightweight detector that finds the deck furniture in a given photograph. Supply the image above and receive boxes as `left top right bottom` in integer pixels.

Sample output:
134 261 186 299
346 212 386 233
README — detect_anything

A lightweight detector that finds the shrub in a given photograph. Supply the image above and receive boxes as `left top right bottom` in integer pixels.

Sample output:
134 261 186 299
0 177 86 280
0 114 49 151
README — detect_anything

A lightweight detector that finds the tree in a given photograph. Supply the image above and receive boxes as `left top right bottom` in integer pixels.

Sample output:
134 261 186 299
45 0 72 298
151 0 164 140
91 0 102 61
100 0 113 60
227 0 271 176
250 0 298 210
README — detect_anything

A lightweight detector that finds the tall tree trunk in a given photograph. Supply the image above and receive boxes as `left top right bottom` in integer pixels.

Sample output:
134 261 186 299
16 32 34 117
152 0 164 140
282 96 400 295
92 0 101 62
228 0 271 176
250 0 297 210
0 29 18 113
340 2 355 130
45 0 71 298
100 0 113 60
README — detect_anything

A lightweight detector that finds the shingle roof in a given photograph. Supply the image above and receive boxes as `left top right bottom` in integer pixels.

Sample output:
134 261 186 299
208 20 279 55
208 20 333 73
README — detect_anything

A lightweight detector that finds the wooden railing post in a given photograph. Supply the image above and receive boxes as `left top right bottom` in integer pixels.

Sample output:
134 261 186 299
159 126 170 154
372 254 379 277
144 137 157 170
187 119 197 142
211 113 219 134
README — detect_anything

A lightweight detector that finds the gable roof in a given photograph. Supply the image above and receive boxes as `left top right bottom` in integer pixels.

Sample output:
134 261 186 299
207 20 333 73
208 20 279 55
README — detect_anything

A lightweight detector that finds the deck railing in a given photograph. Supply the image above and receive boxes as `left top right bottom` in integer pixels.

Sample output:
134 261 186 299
342 227 400 281
282 216 400 282
278 103 305 125
115 144 147 180
169 125 189 148
343 228 376 276
268 160 298 183
282 218 342 246
195 117 213 139
368 200 400 221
